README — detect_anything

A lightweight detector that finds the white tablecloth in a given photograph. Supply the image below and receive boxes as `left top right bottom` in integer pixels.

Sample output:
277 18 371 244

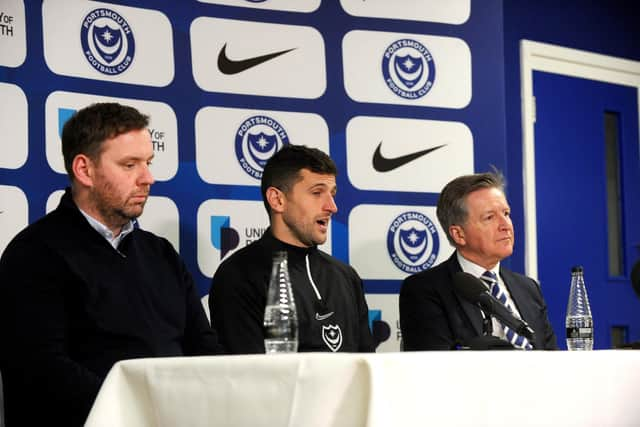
86 350 640 427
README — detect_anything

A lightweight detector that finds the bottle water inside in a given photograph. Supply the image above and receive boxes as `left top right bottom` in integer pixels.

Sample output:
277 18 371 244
565 265 594 351
264 305 298 353
263 251 298 354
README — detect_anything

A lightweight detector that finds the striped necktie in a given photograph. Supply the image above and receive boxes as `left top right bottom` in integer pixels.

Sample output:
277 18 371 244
481 271 533 350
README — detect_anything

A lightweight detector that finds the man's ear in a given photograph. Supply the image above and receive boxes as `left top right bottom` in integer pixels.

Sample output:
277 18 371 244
265 186 285 214
72 154 94 187
449 225 466 246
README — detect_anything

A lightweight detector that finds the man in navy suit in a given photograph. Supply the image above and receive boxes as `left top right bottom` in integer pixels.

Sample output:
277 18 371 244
400 171 557 350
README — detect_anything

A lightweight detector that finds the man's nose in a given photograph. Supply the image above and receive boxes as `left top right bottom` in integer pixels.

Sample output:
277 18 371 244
499 215 512 230
326 195 338 213
139 164 155 186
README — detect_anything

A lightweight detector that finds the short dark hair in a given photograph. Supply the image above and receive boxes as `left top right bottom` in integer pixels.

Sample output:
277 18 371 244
436 170 506 246
61 102 149 179
261 145 337 215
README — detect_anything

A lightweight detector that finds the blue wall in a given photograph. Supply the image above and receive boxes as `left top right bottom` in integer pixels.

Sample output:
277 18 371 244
504 0 640 273
503 0 640 346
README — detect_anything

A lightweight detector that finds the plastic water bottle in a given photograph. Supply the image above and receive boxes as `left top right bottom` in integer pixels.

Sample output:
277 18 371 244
565 266 594 351
263 251 298 353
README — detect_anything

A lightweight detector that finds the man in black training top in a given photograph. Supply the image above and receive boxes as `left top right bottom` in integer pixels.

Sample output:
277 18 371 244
0 103 224 427
209 145 374 353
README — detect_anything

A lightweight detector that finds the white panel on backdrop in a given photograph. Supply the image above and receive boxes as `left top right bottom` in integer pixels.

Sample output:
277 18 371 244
197 0 320 12
198 199 332 278
45 190 64 214
0 185 28 256
343 31 471 108
45 91 178 181
366 293 402 353
195 106 329 185
0 0 26 67
349 204 453 280
0 82 28 169
340 0 470 24
42 1 173 86
138 196 179 251
190 17 326 99
346 116 473 192
46 190 180 250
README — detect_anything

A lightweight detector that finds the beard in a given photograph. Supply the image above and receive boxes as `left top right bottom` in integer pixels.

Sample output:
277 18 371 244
90 179 148 231
282 211 326 248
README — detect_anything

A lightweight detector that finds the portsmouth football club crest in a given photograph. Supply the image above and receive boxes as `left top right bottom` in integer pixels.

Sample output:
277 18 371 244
322 324 343 352
387 211 439 274
235 115 289 179
81 8 135 75
381 39 435 100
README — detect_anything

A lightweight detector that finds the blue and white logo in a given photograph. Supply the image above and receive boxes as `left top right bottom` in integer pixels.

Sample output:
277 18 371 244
386 211 439 273
235 115 289 179
210 215 240 260
81 8 135 75
381 39 435 100
210 214 267 261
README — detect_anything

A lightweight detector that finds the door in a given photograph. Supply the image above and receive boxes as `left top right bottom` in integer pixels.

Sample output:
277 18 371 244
533 71 640 349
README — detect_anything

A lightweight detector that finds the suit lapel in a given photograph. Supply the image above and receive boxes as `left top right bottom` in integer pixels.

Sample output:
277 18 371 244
499 267 535 326
447 254 485 336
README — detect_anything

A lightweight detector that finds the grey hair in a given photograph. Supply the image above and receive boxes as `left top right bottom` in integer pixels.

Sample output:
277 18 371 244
436 170 506 246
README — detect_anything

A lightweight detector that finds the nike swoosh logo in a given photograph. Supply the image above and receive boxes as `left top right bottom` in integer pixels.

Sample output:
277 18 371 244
217 43 296 75
372 141 447 172
315 312 335 321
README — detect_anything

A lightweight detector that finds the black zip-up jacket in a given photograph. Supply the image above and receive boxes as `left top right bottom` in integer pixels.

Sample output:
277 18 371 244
209 229 375 354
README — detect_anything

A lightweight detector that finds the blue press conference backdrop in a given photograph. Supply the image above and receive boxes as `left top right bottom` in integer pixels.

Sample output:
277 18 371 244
0 0 509 351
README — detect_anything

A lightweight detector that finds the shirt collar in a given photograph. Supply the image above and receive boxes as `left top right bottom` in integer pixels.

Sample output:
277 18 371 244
78 208 135 249
263 227 317 257
456 251 500 280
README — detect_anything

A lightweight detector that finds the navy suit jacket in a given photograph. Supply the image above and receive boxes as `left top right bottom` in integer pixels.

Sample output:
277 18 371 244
399 252 558 350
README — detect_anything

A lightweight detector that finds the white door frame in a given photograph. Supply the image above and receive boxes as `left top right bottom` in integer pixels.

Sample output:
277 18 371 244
520 40 640 279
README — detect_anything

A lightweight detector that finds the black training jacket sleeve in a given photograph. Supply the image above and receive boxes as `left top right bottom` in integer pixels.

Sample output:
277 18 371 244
209 259 267 354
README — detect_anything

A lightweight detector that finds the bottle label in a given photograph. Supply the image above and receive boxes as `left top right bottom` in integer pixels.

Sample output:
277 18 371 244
566 326 593 339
